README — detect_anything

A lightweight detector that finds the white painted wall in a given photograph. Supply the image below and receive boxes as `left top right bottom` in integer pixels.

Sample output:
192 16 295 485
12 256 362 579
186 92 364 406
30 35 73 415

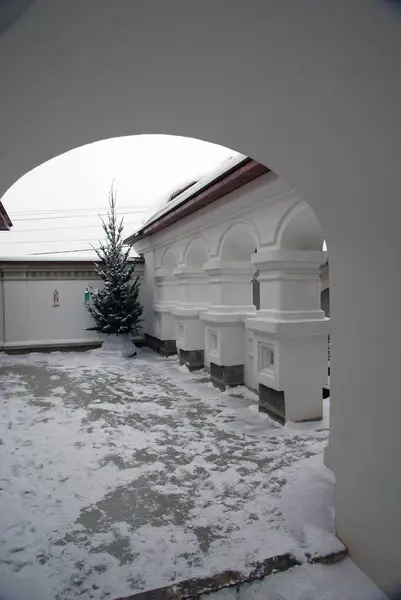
0 260 145 350
135 173 303 313
139 247 155 336
135 173 300 349
2 1 401 592
244 331 258 392
175 314 205 353
3 278 98 349
146 173 298 264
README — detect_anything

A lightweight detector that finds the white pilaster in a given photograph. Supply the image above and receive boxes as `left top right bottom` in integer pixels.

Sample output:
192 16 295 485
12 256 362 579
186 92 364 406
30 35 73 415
153 269 177 341
171 266 209 363
246 249 329 422
200 260 256 383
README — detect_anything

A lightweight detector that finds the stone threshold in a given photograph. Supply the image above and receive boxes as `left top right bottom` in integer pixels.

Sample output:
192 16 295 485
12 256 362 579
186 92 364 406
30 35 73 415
115 548 347 600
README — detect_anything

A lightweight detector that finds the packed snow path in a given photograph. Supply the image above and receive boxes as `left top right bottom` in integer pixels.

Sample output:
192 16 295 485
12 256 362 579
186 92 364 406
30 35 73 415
0 348 332 599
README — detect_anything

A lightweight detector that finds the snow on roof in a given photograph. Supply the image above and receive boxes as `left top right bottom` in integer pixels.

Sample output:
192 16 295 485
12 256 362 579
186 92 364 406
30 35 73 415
138 152 246 231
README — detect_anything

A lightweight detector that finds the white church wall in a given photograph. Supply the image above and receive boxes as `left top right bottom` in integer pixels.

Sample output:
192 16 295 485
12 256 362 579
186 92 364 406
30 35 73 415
134 176 328 415
148 172 300 266
135 172 307 345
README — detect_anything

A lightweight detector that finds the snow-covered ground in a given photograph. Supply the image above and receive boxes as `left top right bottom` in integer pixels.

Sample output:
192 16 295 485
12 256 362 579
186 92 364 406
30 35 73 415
0 349 385 600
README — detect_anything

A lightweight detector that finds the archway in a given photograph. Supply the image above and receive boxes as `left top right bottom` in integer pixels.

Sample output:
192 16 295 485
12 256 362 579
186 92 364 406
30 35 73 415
277 203 324 251
277 202 329 317
184 237 209 268
218 223 260 316
219 222 259 262
2 2 401 593
160 247 178 273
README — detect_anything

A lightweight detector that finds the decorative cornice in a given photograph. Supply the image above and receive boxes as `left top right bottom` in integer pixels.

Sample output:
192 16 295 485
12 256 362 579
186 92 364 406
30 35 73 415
1 269 100 281
0 257 144 269
0 261 144 281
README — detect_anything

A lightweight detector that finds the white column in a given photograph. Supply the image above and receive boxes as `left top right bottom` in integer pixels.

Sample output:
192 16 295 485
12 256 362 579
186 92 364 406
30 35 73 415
246 249 329 422
200 260 256 387
171 266 209 369
152 269 177 349
173 266 209 309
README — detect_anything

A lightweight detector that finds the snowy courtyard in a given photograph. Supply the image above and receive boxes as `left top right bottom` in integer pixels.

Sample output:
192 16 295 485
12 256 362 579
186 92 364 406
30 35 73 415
0 348 379 600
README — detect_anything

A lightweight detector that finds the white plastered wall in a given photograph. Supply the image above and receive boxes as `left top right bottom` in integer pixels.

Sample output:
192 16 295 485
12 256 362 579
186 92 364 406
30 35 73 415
0 260 145 350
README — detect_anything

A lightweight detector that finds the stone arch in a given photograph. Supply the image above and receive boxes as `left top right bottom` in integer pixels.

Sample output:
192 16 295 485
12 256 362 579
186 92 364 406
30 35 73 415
3 4 401 591
276 202 324 251
183 237 209 268
160 247 178 272
277 202 328 315
218 221 259 262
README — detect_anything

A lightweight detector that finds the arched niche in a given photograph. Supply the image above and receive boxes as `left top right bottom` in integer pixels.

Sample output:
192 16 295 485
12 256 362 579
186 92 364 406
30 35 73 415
184 237 209 268
219 222 259 262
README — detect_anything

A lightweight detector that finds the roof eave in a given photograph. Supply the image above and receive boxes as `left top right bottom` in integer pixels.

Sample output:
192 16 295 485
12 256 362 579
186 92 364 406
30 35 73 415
125 159 269 246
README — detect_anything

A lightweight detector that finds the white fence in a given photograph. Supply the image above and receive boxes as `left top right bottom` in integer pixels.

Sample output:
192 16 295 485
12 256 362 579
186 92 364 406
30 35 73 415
0 258 145 352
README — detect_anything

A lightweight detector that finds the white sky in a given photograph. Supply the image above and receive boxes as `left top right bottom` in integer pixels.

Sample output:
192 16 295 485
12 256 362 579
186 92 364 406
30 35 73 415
0 135 237 258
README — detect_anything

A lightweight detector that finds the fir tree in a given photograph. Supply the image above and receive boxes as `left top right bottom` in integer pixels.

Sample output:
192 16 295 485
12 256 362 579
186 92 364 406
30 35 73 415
86 187 143 336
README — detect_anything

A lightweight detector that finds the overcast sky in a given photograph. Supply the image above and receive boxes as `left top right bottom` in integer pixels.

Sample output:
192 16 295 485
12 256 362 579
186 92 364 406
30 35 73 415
0 135 237 258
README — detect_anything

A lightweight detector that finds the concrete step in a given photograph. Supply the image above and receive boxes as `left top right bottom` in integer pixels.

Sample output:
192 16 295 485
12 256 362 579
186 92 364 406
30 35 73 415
116 548 347 600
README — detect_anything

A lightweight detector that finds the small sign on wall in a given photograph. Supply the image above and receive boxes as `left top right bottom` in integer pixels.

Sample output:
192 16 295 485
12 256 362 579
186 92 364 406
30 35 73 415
53 289 60 307
84 289 90 305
